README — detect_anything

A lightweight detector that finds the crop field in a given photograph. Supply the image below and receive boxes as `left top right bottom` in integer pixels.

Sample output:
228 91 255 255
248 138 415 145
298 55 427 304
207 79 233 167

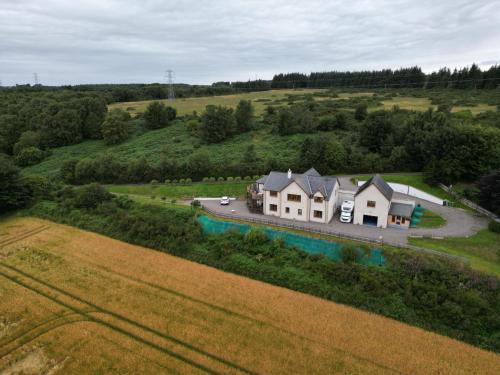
1 217 499 374
108 89 326 116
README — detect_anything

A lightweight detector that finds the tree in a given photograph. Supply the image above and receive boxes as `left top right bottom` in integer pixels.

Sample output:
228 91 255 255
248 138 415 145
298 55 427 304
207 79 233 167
13 131 41 155
41 109 82 148
476 170 500 215
15 146 45 166
299 136 346 174
0 155 31 212
101 109 131 145
199 105 236 143
359 111 393 152
354 103 368 121
144 101 172 129
185 151 211 181
235 100 254 133
74 183 113 209
60 159 79 184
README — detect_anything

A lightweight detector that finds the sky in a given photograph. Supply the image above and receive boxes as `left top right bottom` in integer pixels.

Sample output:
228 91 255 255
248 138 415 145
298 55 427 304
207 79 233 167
1 0 500 86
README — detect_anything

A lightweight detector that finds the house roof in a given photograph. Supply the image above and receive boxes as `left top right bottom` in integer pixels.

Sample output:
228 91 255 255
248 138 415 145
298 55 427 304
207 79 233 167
256 175 267 184
356 174 393 201
262 169 338 200
389 202 414 218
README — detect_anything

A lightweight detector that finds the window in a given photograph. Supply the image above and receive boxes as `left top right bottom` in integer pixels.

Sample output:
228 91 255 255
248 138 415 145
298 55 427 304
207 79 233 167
287 194 301 202
269 204 277 212
285 207 290 213
314 196 323 203
314 210 323 218
402 217 406 224
391 215 395 223
367 200 376 208
270 191 278 197
298 209 302 215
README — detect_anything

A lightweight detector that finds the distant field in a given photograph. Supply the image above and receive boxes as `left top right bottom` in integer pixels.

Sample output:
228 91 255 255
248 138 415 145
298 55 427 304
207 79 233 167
1 217 499 374
108 89 326 116
378 96 496 114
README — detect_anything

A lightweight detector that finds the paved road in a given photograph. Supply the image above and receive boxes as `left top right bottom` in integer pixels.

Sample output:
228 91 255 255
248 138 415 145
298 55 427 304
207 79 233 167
201 197 488 247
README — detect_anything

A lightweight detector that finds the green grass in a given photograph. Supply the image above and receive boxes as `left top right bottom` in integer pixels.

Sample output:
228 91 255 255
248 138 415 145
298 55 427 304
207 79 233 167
112 192 192 210
417 209 446 228
409 230 500 277
107 181 249 199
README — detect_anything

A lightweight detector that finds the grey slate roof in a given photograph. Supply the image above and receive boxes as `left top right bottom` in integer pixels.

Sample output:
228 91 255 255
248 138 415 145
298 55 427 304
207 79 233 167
256 175 267 184
262 169 338 200
355 174 393 201
389 202 414 218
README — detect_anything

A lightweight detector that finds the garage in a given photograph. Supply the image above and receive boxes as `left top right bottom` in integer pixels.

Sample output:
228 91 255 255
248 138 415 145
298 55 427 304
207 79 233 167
362 215 378 227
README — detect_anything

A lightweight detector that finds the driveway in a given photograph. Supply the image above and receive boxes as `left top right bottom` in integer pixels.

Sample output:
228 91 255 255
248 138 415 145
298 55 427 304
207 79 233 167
201 197 488 247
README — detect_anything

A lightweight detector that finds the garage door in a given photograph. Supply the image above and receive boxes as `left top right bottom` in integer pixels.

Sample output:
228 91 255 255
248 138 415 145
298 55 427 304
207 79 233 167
363 215 378 226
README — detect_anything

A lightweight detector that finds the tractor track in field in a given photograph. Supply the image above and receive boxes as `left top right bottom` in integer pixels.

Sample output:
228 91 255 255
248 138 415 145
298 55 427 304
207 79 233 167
0 225 51 248
0 264 259 375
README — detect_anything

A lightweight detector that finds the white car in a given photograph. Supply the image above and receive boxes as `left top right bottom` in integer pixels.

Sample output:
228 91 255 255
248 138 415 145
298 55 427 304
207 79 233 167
340 211 352 223
341 200 355 213
220 196 230 205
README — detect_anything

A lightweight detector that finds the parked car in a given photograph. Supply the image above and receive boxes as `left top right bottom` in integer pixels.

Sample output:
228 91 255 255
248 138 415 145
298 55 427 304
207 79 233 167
341 200 355 213
220 196 230 205
340 211 352 223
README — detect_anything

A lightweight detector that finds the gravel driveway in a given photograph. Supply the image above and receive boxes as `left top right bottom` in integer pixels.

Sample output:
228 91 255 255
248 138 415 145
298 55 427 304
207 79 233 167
201 196 488 247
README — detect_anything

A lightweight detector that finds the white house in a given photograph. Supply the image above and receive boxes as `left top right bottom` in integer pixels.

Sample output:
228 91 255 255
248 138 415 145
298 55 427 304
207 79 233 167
353 175 414 229
251 170 414 228
255 168 339 224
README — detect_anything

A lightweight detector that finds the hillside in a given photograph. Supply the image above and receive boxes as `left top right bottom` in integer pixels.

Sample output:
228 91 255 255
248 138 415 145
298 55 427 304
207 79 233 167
1 217 499 374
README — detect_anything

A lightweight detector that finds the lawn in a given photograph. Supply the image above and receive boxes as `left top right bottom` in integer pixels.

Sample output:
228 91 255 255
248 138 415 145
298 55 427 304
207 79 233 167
0 217 498 374
417 209 446 228
107 181 249 199
409 230 500 277
108 88 326 117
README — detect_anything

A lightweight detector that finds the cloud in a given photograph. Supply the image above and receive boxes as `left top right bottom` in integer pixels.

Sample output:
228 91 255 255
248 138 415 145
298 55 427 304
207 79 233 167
0 0 499 85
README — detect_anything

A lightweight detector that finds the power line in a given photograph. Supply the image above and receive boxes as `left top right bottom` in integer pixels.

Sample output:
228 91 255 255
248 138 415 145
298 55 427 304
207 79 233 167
33 72 39 85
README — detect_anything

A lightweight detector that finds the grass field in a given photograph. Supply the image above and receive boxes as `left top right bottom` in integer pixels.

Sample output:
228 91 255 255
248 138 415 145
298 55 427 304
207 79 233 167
108 89 326 117
417 209 446 228
108 181 249 199
378 96 496 114
409 229 500 277
0 217 499 374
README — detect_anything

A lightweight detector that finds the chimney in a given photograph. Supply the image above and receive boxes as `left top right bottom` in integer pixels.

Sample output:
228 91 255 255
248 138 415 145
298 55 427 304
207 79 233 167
287 169 292 179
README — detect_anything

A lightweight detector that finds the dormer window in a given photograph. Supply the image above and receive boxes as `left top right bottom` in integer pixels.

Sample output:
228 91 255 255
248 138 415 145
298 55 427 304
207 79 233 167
314 196 323 203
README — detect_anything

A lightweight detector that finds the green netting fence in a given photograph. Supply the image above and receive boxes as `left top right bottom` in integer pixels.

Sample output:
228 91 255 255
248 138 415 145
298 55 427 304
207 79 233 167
198 215 385 266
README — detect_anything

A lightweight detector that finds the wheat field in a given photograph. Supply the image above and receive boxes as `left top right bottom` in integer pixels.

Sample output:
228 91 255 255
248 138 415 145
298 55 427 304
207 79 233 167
0 217 498 374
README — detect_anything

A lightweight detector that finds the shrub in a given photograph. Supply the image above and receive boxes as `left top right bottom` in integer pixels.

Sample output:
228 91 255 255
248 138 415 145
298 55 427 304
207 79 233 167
235 176 242 181
164 179 171 184
74 183 113 209
150 179 159 186
160 196 166 201
252 175 260 180
185 178 192 184
209 177 216 182
202 177 210 182
218 177 225 182
244 176 251 181
179 178 186 184
244 229 268 246
340 245 360 264
191 200 201 208
489 220 500 233
226 177 234 182
171 199 177 204
172 179 178 184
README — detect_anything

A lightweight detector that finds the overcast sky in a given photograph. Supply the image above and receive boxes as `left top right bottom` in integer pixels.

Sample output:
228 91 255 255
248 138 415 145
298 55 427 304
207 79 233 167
1 0 499 86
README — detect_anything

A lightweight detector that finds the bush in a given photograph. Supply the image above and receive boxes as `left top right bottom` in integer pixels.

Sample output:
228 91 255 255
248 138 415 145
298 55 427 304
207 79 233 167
150 179 159 186
202 177 210 182
74 183 113 209
252 175 260 180
226 177 234 182
209 177 216 182
164 179 171 184
244 176 251 181
218 177 225 182
489 220 500 233
179 178 186 184
15 146 46 166
172 179 178 184
235 176 242 181
191 200 201 208
185 178 192 184
340 245 360 264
